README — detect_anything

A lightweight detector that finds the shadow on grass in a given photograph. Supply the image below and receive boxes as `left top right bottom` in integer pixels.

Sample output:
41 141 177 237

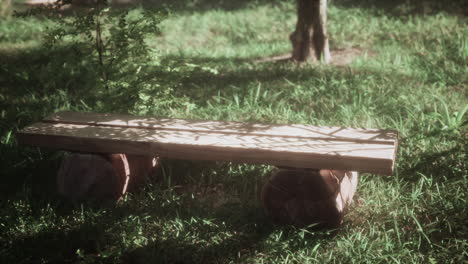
0 144 62 199
121 205 274 264
144 0 284 13
403 142 466 181
1 183 331 264
46 0 467 17
1 219 108 264
1 29 461 192
0 43 102 101
140 52 416 108
16 0 286 17
332 0 467 17
0 42 339 121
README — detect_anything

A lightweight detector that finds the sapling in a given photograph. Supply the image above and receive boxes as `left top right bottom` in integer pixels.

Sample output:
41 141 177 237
18 0 166 95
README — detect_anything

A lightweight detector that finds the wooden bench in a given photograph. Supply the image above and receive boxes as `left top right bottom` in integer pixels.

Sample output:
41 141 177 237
17 111 398 227
17 111 398 175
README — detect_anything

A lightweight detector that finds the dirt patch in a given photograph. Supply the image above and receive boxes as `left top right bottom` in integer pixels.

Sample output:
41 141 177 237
254 47 374 66
331 47 373 66
19 1 373 67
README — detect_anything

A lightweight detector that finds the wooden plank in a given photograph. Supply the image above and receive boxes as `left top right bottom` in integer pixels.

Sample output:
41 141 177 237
44 111 397 144
17 112 398 175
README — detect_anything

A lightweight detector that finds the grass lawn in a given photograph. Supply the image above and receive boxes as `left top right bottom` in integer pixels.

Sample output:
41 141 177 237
0 0 466 263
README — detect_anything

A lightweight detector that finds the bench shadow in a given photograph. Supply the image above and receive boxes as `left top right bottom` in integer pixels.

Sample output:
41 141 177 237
2 181 332 264
121 205 274 264
1 149 338 264
1 218 110 264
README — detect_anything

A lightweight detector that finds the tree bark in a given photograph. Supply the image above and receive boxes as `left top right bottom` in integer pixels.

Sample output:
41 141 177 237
261 169 358 228
57 153 158 202
290 0 331 63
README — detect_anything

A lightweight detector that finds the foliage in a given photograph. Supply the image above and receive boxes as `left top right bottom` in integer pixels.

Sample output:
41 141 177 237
14 0 174 113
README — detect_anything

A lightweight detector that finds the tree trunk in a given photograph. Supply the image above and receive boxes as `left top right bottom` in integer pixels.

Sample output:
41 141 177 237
290 0 331 63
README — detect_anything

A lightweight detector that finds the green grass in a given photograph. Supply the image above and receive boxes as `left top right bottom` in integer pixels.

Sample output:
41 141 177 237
1 0 467 263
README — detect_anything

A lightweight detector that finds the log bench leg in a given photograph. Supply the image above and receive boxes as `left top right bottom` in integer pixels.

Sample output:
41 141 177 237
57 151 358 228
57 153 158 202
261 168 358 228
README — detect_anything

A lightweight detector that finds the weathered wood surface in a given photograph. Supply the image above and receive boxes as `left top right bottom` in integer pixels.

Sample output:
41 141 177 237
57 153 158 202
261 169 358 228
17 111 398 174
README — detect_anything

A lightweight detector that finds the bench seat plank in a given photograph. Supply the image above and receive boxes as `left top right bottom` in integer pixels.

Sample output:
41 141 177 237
17 111 398 175
44 111 397 144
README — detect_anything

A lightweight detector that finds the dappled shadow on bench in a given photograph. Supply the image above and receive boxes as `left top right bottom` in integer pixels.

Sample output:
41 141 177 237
19 109 397 174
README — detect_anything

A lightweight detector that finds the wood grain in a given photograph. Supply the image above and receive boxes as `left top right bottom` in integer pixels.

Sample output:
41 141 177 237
44 111 397 144
17 111 399 175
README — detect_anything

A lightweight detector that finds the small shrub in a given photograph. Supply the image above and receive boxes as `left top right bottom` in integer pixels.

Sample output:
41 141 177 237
17 0 169 113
